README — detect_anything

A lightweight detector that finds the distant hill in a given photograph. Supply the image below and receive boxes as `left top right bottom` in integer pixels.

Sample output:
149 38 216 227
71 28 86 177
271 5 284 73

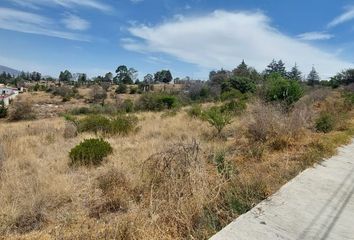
0 65 20 76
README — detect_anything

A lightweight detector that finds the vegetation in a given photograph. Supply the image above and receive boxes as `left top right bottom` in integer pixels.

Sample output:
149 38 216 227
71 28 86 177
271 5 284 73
77 114 139 136
3 59 354 239
264 73 304 107
69 138 113 166
0 101 7 118
203 106 232 135
8 100 35 121
137 92 179 111
315 112 335 133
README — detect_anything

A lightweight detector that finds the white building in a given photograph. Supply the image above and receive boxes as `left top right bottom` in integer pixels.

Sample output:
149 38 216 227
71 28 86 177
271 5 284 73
0 85 19 106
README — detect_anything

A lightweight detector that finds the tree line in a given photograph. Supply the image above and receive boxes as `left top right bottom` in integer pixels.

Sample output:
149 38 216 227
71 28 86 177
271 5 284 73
1 60 354 89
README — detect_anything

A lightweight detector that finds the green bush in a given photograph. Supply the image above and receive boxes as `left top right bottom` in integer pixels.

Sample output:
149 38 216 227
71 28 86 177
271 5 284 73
77 114 139 136
70 107 91 115
315 113 335 133
78 115 112 134
221 99 246 115
69 138 113 166
121 99 134 113
203 107 232 135
160 95 178 109
116 84 128 94
0 101 7 118
265 74 304 107
229 77 256 94
137 93 179 111
110 115 138 135
220 89 243 101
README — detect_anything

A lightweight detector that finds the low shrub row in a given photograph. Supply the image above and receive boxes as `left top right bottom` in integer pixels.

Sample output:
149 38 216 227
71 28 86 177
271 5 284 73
77 114 139 136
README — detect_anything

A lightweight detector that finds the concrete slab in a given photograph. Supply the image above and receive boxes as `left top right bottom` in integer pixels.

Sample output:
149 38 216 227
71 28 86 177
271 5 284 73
211 140 354 240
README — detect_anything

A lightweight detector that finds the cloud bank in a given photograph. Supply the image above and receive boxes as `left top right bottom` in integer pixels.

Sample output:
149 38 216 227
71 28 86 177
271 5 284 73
123 10 352 78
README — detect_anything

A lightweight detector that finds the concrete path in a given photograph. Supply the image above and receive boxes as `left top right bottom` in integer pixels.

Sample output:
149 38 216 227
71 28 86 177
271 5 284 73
211 140 354 240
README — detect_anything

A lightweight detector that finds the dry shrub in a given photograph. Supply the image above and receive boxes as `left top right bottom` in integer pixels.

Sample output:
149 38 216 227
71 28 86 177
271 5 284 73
63 121 78 138
344 83 354 92
246 102 288 142
11 202 46 234
305 88 331 103
290 101 315 131
8 100 35 121
141 140 219 238
90 169 132 218
224 175 269 215
246 101 307 152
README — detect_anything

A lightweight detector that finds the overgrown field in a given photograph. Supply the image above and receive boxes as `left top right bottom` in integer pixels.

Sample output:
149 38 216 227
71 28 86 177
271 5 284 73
1 85 354 239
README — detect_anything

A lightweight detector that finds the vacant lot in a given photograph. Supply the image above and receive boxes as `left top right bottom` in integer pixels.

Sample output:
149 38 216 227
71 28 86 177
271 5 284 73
1 87 354 239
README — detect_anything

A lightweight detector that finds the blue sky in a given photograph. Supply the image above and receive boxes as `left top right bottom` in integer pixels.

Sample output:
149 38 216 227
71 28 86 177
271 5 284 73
0 0 354 79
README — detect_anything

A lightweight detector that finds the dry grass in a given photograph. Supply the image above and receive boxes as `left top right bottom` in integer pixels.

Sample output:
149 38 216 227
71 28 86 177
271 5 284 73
0 89 354 239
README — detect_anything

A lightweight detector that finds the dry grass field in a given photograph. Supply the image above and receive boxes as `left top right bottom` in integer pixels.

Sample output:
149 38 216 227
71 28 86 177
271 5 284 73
1 88 354 239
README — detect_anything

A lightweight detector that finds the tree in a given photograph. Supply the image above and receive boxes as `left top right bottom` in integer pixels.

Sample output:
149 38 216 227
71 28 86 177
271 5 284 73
331 69 354 86
115 65 137 84
209 69 230 85
143 74 154 84
154 70 173 83
30 71 41 81
307 66 320 86
288 63 302 81
78 73 87 83
265 59 287 77
59 70 73 83
265 73 304 107
104 72 113 82
232 60 249 77
229 77 256 94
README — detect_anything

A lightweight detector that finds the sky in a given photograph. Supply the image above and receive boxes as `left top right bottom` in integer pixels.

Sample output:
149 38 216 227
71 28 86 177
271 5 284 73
0 0 354 80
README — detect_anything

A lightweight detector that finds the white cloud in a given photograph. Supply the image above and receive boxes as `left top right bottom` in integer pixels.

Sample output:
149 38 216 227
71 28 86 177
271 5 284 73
328 6 354 28
123 10 352 78
62 13 90 31
297 31 334 41
9 0 112 12
0 7 90 41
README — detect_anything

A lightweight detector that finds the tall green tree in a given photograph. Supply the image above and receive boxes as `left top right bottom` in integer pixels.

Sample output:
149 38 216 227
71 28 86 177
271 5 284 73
78 73 87 83
232 60 249 77
104 72 113 82
59 70 73 83
154 70 173 83
30 72 41 81
209 69 230 85
265 59 287 77
307 66 320 86
115 65 137 84
287 63 302 81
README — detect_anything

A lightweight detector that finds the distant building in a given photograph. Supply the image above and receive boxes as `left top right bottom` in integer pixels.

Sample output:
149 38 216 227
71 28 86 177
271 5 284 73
0 85 20 106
